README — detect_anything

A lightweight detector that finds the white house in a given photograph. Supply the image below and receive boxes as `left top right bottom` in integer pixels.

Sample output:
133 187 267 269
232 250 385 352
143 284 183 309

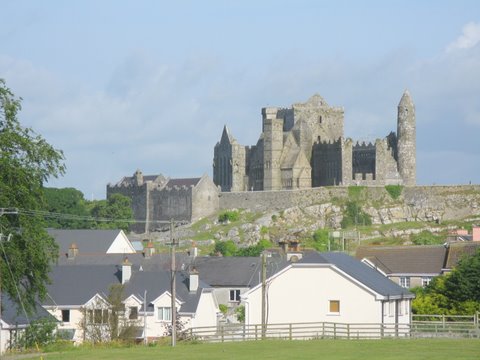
241 252 414 335
43 261 219 344
0 294 56 354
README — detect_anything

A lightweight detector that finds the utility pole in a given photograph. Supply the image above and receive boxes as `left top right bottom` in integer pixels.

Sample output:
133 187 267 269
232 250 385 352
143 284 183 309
261 251 267 340
169 219 177 347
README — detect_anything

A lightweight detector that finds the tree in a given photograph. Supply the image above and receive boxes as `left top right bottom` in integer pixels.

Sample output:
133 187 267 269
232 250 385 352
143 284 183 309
43 187 93 229
412 249 480 315
89 193 133 231
0 79 65 312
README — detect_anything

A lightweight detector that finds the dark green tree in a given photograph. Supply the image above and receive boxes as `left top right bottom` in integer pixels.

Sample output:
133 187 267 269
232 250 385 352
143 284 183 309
413 249 480 315
0 79 65 311
89 193 133 231
43 187 93 229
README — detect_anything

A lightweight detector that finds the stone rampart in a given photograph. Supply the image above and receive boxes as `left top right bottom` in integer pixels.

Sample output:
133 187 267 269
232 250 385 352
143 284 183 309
219 185 480 221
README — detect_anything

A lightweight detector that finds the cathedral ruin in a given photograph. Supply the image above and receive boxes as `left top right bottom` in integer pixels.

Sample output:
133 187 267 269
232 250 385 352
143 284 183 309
213 91 416 192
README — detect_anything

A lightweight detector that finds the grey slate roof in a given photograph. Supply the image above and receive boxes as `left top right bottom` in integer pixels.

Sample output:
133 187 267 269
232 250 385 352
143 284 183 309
48 229 125 255
44 264 205 314
1 294 55 326
298 252 413 298
355 245 447 275
166 178 201 188
191 256 263 287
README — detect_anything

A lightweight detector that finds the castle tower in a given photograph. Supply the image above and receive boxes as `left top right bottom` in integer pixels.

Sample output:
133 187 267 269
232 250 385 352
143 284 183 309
262 107 283 191
396 90 416 186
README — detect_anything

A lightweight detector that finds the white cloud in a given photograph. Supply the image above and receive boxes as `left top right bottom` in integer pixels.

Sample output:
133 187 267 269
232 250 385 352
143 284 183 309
446 22 480 52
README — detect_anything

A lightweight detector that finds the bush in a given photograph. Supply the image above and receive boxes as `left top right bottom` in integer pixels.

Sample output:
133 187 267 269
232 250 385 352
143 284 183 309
235 305 245 322
385 185 403 200
218 210 240 223
411 231 442 245
340 201 372 228
219 304 228 315
312 229 329 251
13 318 57 350
211 240 237 256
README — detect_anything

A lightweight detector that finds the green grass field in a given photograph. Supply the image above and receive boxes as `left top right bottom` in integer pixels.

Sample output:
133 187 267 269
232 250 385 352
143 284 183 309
23 339 480 360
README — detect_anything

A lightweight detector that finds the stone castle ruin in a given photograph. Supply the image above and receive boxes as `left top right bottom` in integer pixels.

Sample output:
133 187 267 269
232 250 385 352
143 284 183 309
213 91 416 192
107 171 219 233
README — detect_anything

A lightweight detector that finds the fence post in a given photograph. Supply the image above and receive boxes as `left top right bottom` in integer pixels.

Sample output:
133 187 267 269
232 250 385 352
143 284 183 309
334 323 337 339
255 324 258 341
322 322 325 337
442 314 445 329
289 323 292 340
347 324 350 339
221 325 224 342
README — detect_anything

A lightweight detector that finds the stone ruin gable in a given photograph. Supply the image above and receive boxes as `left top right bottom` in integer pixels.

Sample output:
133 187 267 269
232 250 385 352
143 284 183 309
375 135 402 185
191 174 220 222
291 94 344 143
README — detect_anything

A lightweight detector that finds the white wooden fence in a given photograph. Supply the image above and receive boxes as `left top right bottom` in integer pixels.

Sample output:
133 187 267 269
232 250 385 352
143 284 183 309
183 315 480 342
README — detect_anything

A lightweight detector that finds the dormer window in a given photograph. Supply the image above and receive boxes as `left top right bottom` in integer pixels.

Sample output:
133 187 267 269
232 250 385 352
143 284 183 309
157 306 171 321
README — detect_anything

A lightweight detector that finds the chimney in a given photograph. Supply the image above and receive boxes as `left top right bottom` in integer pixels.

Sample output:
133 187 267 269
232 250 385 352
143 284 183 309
189 267 199 292
122 257 132 284
189 241 198 258
473 226 480 242
68 243 78 259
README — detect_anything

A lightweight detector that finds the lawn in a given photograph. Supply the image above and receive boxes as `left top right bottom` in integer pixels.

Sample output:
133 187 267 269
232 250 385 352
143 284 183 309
24 339 480 360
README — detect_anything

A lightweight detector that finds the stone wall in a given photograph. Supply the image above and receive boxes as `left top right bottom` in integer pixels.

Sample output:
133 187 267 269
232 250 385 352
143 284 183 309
219 185 480 222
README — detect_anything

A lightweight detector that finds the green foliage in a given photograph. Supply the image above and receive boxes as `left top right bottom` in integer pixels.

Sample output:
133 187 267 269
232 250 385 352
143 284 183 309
385 185 403 200
348 186 366 199
340 201 372 229
89 193 133 231
235 239 272 257
312 229 330 251
0 79 64 312
218 210 240 223
212 239 272 257
13 318 57 350
260 226 269 235
413 250 480 315
219 304 228 315
410 230 443 245
235 305 245 322
211 240 237 256
43 187 93 228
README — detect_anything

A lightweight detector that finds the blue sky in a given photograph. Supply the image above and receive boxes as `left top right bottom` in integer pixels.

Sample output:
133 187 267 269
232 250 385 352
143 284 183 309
1 1 480 199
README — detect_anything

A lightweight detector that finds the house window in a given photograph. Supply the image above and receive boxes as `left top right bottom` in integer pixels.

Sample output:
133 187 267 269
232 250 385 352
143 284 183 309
399 277 410 288
157 307 171 321
129 306 138 320
61 309 70 323
87 309 109 324
230 289 241 302
329 300 340 313
421 277 432 287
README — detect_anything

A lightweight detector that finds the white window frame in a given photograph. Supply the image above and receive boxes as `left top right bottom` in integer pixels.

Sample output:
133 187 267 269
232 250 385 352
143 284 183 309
157 306 171 322
61 309 70 323
229 289 241 302
328 300 340 315
421 277 432 287
399 276 410 288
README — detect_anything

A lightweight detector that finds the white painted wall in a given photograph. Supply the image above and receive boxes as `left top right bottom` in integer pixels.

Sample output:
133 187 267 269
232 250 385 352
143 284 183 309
243 265 410 326
190 291 220 328
106 231 136 254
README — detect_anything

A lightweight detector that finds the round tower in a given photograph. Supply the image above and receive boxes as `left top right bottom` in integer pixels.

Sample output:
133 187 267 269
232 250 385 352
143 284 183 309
397 90 416 186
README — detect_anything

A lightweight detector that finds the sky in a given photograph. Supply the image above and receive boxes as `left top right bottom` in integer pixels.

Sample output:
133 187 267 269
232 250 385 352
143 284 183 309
1 0 480 199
